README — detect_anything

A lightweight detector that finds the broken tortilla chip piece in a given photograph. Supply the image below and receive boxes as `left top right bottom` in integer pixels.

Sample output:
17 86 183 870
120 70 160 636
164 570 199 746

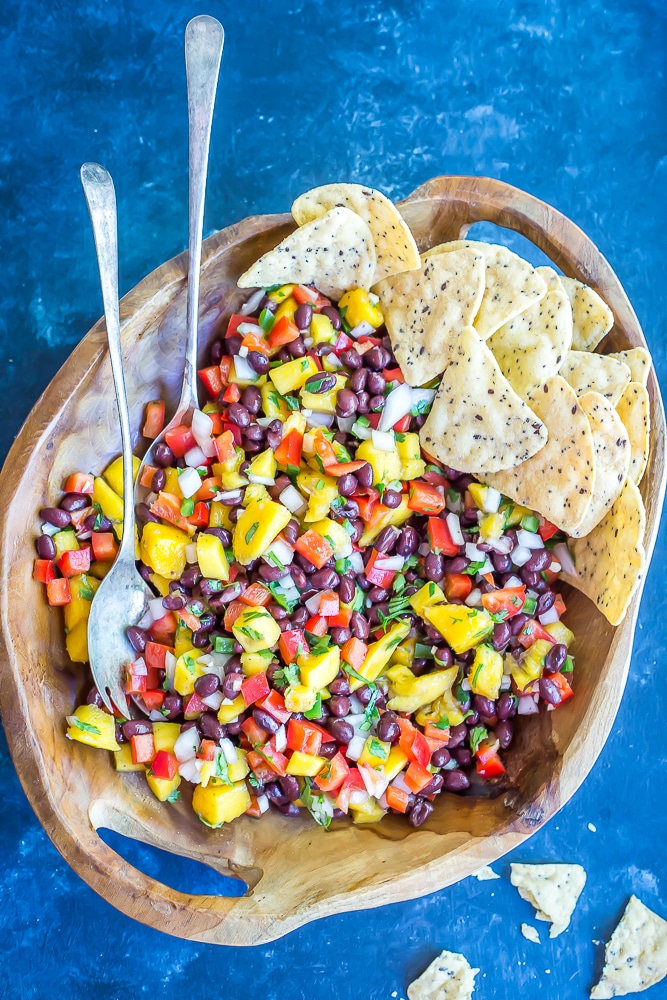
561 350 631 405
561 476 646 626
483 375 595 534
374 249 485 387
536 264 566 294
418 325 547 475
407 950 479 1000
510 863 587 938
560 276 614 352
591 895 667 999
291 182 420 285
608 347 652 387
427 240 547 339
237 206 376 301
487 289 573 399
616 382 650 485
569 392 630 538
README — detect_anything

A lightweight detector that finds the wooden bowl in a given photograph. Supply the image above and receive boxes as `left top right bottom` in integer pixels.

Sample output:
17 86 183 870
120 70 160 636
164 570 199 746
1 176 664 946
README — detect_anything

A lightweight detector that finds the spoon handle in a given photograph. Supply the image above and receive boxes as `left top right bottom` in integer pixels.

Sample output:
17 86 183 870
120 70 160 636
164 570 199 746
80 162 136 561
179 15 224 413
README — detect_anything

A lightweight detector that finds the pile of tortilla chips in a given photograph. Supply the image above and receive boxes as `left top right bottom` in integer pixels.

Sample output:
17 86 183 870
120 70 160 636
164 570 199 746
236 182 653 626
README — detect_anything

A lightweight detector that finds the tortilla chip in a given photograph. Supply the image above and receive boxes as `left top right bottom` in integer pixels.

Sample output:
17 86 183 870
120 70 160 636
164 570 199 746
616 382 650 485
510 863 587 938
561 350 631 405
561 477 646 626
237 206 376 300
483 376 595 533
419 326 547 474
560 276 614 351
608 347 652 387
569 392 631 538
591 896 667 999
536 264 566 294
428 240 547 339
521 924 542 945
291 183 420 285
374 249 485 386
407 950 479 1000
487 289 573 398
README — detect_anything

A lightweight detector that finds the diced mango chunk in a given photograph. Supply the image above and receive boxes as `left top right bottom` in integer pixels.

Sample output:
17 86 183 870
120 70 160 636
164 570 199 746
470 644 504 700
349 621 410 691
196 532 230 582
386 665 457 714
232 607 281 653
102 454 140 497
66 704 119 751
424 604 494 654
297 645 340 691
139 521 191 581
192 779 251 827
409 581 445 618
269 356 319 396
286 751 326 776
232 499 291 565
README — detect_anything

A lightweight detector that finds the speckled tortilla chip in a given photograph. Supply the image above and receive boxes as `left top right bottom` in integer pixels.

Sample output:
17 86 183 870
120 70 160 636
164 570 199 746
608 347 652 387
560 276 614 351
237 206 376 300
561 350 631 405
419 325 547 474
291 183 420 285
569 392 630 538
510 863 587 938
428 240 547 339
561 477 646 626
374 249 485 386
407 950 479 1000
483 376 595 533
616 381 650 484
536 265 566 294
487 289 573 398
591 895 667 999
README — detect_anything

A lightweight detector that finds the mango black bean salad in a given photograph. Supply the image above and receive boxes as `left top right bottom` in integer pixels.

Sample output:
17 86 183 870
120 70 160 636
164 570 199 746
35 283 576 830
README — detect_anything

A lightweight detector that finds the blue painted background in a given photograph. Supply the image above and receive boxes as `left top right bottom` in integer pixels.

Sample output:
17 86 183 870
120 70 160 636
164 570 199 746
1 1 666 997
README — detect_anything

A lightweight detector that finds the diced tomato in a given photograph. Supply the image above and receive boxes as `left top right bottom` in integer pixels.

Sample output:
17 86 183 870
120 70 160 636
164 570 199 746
145 666 161 690
386 785 412 813
393 414 411 433
335 768 368 813
187 502 210 528
292 284 319 305
549 671 574 704
328 605 353 628
323 460 367 477
142 400 166 439
382 366 404 383
240 582 272 607
314 750 350 793
247 750 279 783
241 716 270 747
223 599 246 630
286 719 322 757
404 760 433 793
58 547 91 578
423 734 448 755
274 429 303 468
365 548 396 588
427 517 459 556
241 670 270 707
226 313 252 339
295 529 333 570
198 366 224 398
196 739 217 761
222 383 241 404
319 591 339 617
256 689 291 725
150 492 196 535
538 517 559 542
408 481 446 515
267 316 299 349
177 609 202 632
213 430 236 465
144 641 172 671
366 412 382 429
554 593 567 617
46 577 71 606
195 478 220 504
482 586 526 618
518 620 556 648
150 749 178 780
334 331 353 353
245 795 263 818
91 532 118 562
341 636 367 671
149 612 177 644
444 573 472 601
279 628 307 664
143 689 165 712
130 733 155 764
33 559 55 584
423 723 449 745
64 472 94 494
183 691 206 719
397 716 416 756
257 738 288 776
305 614 328 637
165 424 197 459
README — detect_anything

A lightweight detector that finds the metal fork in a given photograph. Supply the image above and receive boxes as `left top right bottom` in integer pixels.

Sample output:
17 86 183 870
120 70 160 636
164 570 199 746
81 162 153 718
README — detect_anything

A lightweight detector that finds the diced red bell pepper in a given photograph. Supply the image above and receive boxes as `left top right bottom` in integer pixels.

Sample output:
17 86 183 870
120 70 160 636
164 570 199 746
142 400 166 439
341 636 367 671
207 409 224 435
335 768 368 813
222 383 241 404
292 284 319 305
240 582 272 607
223 599 247 630
365 548 396 589
319 591 340 617
422 723 449 745
213 430 236 464
286 719 322 757
409 729 431 768
139 464 158 488
295 530 333 570
549 671 574 704
365 412 382 430
247 750 280 783
323 460 368 477
198 366 224 398
427 517 459 556
144 641 172 671
130 732 155 765
313 431 338 468
482 586 526 619
219 357 233 387
305 614 328 637
226 313 253 339
241 670 270 707
256 689 291 725
177 609 202 632
279 628 307 664
423 468 451 489
392 414 411 433
476 754 506 779
196 739 217 761
357 335 382 347
382 366 404 383
408 481 446 515
125 671 147 695
267 316 299 348
57 547 91 578
554 593 567 617
165 424 197 458
195 478 220 504
404 760 433 793
386 785 412 813
241 716 270 747
64 472 95 494
257 738 288 776
33 559 56 584
245 795 263 818
188 502 210 529
328 605 353 628
334 331 353 353
444 573 472 601
91 532 118 562
356 494 380 522
183 691 206 719
46 576 71 606
149 612 177 644
150 492 196 535
151 749 178 780
538 517 559 542
274 429 303 468
143 689 165 712
518 620 556 648
314 750 350 793
241 331 270 356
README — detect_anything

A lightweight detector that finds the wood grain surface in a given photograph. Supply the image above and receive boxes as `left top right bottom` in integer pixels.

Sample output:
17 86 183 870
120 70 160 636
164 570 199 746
0 176 664 946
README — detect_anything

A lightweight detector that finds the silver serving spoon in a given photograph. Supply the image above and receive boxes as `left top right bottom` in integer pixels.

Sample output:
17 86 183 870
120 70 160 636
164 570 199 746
136 15 224 489
81 162 153 719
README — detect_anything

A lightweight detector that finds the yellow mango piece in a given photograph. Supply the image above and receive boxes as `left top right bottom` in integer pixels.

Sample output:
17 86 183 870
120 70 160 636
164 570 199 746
52 529 79 559
284 684 317 713
338 288 384 329
521 639 552 681
152 722 181 753
209 500 233 530
479 512 505 540
164 466 182 497
241 653 273 677
247 447 277 481
467 483 487 510
269 355 319 396
297 645 340 691
273 294 297 321
401 458 426 481
146 770 181 802
389 638 415 668
242 483 270 507
139 521 191 581
358 495 412 547
174 625 194 658
261 382 290 421
93 476 124 523
424 604 494 654
149 572 170 597
215 446 247 490
217 694 246 724
192 779 251 827
308 517 352 559
350 797 386 824
196 532 230 582
102 454 140 497
174 649 206 696
383 746 409 781
88 560 111 580
470 644 504 700
358 736 391 769
114 743 144 772
228 749 250 783
545 621 575 647
355 439 403 487
310 312 336 344
501 502 532 527
350 621 411 691
267 283 295 303
64 573 99 630
233 499 291 565
387 665 458 714
506 657 535 693
300 374 347 414
65 619 89 663
418 689 465 727
66 704 119 751
232 607 281 652
409 581 445 619
286 751 326 777
396 432 421 463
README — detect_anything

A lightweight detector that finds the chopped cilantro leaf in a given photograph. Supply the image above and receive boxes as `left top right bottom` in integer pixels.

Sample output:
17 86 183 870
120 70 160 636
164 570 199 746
469 726 488 754
245 522 259 544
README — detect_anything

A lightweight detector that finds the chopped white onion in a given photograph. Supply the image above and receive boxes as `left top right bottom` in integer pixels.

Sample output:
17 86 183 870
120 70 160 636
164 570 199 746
238 345 249 358
184 445 208 469
377 792 388 811
174 727 201 763
505 574 523 588
445 491 464 514
539 606 560 625
216 488 244 504
178 466 203 498
351 422 372 440
371 428 396 452
374 554 405 572
202 691 224 711
130 657 147 676
378 382 413 433
247 473 276 486
178 758 202 784
149 709 164 722
191 409 216 457
274 725 287 753
345 734 367 761
359 763 388 799
239 289 265 315
137 608 154 630
368 292 380 304
41 522 60 536
409 387 436 414
465 588 482 607
517 694 540 715
418 542 430 556
236 322 262 337
549 560 561 574
256 793 270 814
475 559 494 578
481 487 502 513
263 537 295 567
511 544 532 567
349 321 376 339
348 695 365 715
446 512 464 547
485 535 513 554
185 542 198 564
336 415 355 433
465 542 484 561
149 597 165 621
279 484 308 515
165 651 177 691
517 529 544 550
553 541 578 577
305 412 335 428
390 770 412 794
500 674 512 691
305 592 324 615
255 416 275 428
348 551 364 575
460 677 472 692
232 354 256 382
303 336 314 348
220 738 238 764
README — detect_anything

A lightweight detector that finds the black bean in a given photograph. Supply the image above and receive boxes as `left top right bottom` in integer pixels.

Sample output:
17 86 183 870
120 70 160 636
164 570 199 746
162 694 183 720
321 306 342 330
330 626 352 645
367 586 388 604
258 563 284 583
138 564 153 583
210 339 224 365
200 713 227 741
148 467 165 493
496 692 516 720
366 371 386 395
374 525 399 555
365 346 390 370
338 576 355 605
329 695 351 717
452 747 472 767
253 707 280 734
294 303 313 330
425 553 445 581
241 385 262 414
367 602 390 624
194 673 220 698
408 799 434 827
219 583 245 605
347 519 364 544
397 526 418 556
433 646 453 668
356 390 370 413
86 687 104 708
225 335 242 356
525 548 552 573
350 611 370 639
431 746 451 768
368 394 384 412
153 442 175 468
319 742 339 761
329 719 354 743
334 388 357 418
274 801 301 817
496 720 514 748
204 527 232 548
536 591 556 616
336 473 357 497
539 677 563 705
180 566 202 588
544 642 568 675
305 372 337 394
474 695 496 718
329 674 351 696
510 612 530 636
278 774 301 801
122 719 152 739
336 498 359 520
162 592 186 611
60 492 92 512
36 534 56 560
310 568 339 589
441 769 470 792
491 551 512 574
447 723 468 749
350 369 367 393
376 712 400 743
418 774 444 797
258 294 277 312
339 348 362 369
40 506 71 528
383 489 403 509
492 621 512 651
126 625 149 653
191 632 211 651
228 402 251 428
